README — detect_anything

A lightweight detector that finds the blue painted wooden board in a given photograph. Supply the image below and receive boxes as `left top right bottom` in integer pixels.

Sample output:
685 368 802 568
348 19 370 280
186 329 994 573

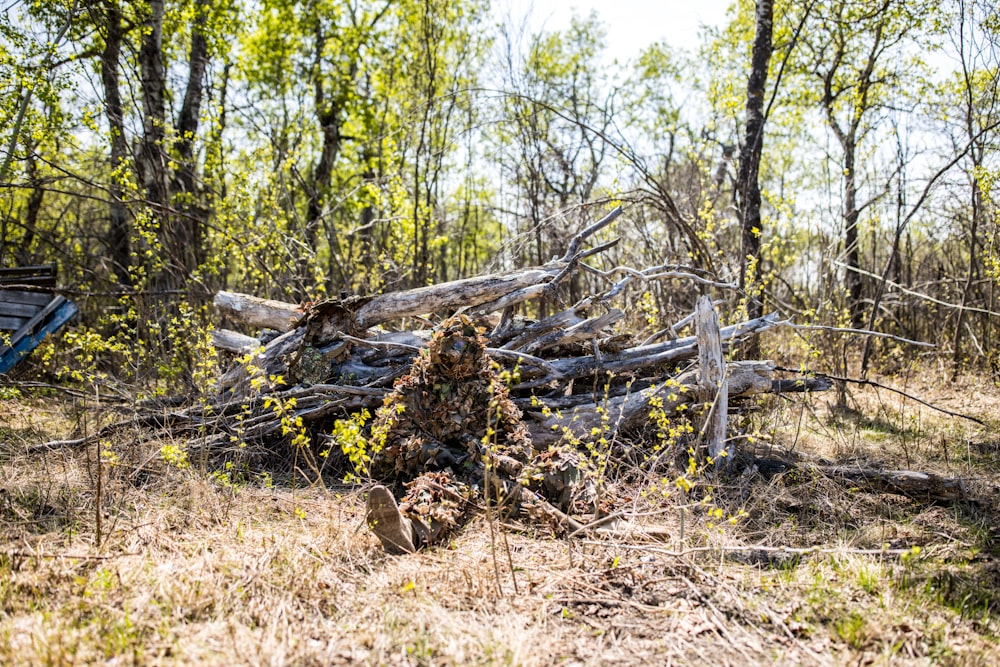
0 299 78 373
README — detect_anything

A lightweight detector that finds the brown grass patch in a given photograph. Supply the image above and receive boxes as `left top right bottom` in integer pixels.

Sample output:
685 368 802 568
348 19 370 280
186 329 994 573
2 367 1000 665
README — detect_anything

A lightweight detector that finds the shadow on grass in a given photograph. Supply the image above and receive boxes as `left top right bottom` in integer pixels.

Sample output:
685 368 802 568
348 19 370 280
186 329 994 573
827 403 923 439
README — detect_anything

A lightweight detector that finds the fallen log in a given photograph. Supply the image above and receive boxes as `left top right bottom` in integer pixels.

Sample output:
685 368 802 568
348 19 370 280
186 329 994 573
513 312 779 388
499 300 594 350
527 361 796 447
519 309 625 355
218 328 307 395
215 275 566 341
751 457 970 505
218 207 623 341
214 291 304 332
215 208 627 396
214 309 779 397
817 465 968 504
354 268 557 330
212 329 262 355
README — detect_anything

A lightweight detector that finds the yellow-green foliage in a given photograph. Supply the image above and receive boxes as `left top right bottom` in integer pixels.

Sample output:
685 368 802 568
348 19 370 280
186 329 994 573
331 408 375 482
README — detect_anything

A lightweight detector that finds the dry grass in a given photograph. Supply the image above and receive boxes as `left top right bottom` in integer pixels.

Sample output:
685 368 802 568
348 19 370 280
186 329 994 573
2 366 1000 666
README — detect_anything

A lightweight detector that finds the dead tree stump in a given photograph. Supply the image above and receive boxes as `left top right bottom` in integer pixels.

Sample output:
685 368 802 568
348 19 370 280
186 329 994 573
695 295 730 467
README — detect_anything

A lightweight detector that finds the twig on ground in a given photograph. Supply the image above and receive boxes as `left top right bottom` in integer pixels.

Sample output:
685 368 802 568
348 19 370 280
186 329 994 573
580 542 933 558
774 366 986 425
2 550 139 560
777 322 935 348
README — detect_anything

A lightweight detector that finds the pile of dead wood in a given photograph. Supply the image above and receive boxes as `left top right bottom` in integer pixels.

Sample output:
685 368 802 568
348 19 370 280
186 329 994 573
206 208 826 463
32 206 971 505
198 206 970 505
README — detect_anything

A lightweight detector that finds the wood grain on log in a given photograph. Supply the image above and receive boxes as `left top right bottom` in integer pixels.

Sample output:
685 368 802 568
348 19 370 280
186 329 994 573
500 300 592 350
217 328 306 395
695 295 730 465
212 329 261 355
214 291 304 332
521 309 624 355
355 268 557 329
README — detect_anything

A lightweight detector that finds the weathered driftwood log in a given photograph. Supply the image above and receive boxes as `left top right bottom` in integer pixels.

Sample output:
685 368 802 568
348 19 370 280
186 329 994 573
214 306 780 398
212 328 262 355
218 207 623 339
218 328 307 395
215 267 559 344
211 358 816 451
514 312 779 388
355 268 557 330
499 300 595 350
520 309 624 355
215 208 627 395
214 291 304 332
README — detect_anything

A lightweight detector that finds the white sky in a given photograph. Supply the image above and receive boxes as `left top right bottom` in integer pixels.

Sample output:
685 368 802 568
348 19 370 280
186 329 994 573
502 0 734 62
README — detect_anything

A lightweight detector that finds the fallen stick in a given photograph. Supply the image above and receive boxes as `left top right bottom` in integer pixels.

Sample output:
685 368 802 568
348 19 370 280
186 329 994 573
814 465 968 504
773 366 986 425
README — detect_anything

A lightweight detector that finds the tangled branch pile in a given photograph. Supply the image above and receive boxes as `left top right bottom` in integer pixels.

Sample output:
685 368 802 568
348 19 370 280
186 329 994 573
191 208 826 473
36 207 976 506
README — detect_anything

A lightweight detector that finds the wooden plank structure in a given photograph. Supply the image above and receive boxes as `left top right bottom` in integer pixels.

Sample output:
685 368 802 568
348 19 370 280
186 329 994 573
0 265 78 374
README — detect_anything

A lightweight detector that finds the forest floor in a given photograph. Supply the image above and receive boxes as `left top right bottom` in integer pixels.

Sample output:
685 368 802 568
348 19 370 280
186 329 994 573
1 362 999 665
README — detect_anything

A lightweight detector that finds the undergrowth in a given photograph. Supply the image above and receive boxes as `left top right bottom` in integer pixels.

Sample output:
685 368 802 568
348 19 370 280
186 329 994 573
1 359 999 665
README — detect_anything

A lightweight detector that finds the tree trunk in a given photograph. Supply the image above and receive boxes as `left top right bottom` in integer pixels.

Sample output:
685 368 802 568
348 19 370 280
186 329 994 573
306 20 350 295
842 141 864 328
100 0 131 286
138 0 171 288
819 4 891 330
138 0 167 212
172 0 211 285
19 148 43 264
952 0 993 373
737 0 773 338
952 165 982 372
